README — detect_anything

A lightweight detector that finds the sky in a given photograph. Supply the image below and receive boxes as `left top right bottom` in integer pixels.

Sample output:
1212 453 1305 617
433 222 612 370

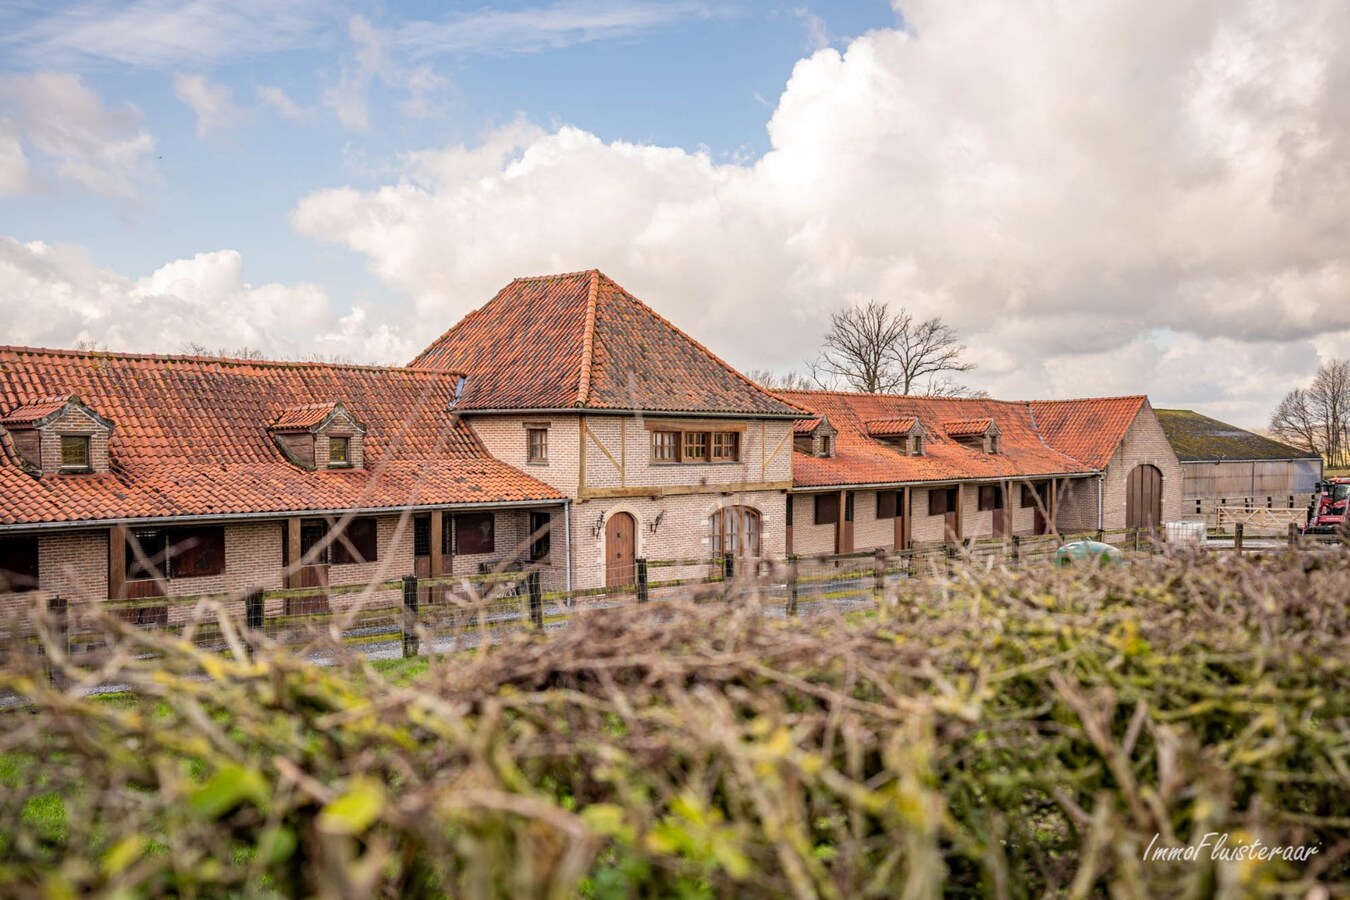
1 0 1348 429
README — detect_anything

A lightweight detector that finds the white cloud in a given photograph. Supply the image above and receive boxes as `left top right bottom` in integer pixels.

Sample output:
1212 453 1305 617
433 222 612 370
0 72 156 199
0 123 29 195
291 0 1350 428
256 84 309 122
0 237 411 362
324 15 450 132
173 73 243 137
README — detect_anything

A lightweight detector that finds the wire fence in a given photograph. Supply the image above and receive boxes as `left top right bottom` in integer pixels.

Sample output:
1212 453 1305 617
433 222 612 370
5 526 1347 693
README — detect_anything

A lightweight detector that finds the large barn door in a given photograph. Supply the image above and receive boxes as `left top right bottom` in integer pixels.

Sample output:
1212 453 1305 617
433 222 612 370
1126 465 1163 530
605 512 636 590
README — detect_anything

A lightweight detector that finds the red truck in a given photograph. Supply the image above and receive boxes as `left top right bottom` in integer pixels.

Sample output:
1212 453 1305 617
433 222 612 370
1303 477 1350 534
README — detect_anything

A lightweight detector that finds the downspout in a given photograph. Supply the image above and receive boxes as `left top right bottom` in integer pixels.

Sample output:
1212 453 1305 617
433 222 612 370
1097 474 1105 531
563 498 573 596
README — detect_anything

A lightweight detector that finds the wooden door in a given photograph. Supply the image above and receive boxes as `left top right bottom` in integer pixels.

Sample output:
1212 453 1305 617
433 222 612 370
838 491 854 554
605 512 636 589
289 522 331 615
992 505 1008 539
121 577 168 626
1126 465 1163 530
944 511 959 542
1033 506 1047 535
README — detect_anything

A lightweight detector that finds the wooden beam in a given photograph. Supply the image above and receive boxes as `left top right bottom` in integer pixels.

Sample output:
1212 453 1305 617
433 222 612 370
429 511 444 577
763 426 792 473
619 418 626 488
580 479 794 500
285 517 301 589
577 415 587 496
107 526 126 600
902 486 912 550
582 419 622 475
955 483 965 542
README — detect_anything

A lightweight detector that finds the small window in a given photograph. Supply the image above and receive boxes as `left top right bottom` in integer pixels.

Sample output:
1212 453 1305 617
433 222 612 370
910 435 924 456
978 485 1004 511
328 436 351 467
60 435 90 471
652 430 679 463
127 528 171 580
989 434 1001 454
527 427 548 464
876 491 899 519
529 511 551 562
332 517 379 565
819 435 833 457
0 535 40 593
711 432 740 461
928 487 959 516
814 493 840 525
169 526 226 578
455 512 495 554
682 431 709 462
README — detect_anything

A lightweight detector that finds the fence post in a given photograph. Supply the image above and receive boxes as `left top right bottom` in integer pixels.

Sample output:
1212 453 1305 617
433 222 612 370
636 558 649 604
1234 522 1244 553
1011 534 1021 565
45 595 69 688
786 556 799 618
528 570 544 629
873 549 886 602
723 554 735 582
945 543 956 578
401 574 419 659
1287 521 1298 548
245 589 264 658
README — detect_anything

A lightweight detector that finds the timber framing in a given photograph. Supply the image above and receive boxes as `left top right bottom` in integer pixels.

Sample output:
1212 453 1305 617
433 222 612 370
579 480 793 501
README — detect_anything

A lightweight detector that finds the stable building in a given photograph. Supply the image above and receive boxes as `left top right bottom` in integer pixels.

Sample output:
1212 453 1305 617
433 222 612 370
1154 408 1323 520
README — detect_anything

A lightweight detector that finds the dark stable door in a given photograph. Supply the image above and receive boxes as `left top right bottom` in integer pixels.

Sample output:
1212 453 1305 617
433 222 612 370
289 522 331 615
606 512 636 589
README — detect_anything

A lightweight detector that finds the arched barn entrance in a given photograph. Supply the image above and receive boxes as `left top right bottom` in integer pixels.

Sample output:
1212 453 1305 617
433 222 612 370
1126 464 1163 530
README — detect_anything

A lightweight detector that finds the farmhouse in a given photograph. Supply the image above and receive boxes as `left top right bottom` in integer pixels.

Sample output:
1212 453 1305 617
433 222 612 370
776 390 1183 557
0 348 567 612
1154 408 1322 521
1 268 1186 605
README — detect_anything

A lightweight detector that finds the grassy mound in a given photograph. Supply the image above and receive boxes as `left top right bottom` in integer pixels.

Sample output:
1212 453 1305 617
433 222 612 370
2 551 1347 896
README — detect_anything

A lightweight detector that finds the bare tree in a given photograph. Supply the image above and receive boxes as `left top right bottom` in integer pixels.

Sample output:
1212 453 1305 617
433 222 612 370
745 368 815 391
178 342 352 365
1270 358 1350 468
808 300 975 394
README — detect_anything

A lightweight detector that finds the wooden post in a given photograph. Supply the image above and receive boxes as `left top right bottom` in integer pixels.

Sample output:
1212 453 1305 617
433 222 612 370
954 483 965 542
946 543 956 578
107 526 126 600
1234 522 1244 553
901 486 913 550
723 554 735 582
245 590 264 657
45 595 69 688
786 556 799 618
636 558 649 604
401 574 419 659
285 517 302 589
873 549 886 602
1288 521 1298 548
834 489 846 554
1011 534 1021 565
527 570 544 629
429 510 444 578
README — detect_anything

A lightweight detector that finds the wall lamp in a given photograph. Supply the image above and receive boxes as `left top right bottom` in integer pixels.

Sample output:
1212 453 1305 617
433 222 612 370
647 510 665 535
591 512 605 538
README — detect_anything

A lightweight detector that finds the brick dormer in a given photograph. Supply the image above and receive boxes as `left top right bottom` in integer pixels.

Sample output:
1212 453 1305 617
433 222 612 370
944 418 1002 454
270 402 367 471
867 417 926 456
793 416 838 458
0 395 114 475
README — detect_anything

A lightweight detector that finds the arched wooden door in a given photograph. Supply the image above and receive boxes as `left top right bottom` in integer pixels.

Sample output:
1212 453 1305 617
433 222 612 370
1126 465 1163 530
605 512 637 589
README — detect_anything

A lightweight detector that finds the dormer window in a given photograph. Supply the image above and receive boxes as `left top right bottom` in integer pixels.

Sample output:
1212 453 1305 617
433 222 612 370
867 418 925 457
0 395 113 476
270 401 367 472
910 434 924 456
943 419 1001 454
989 434 1001 455
793 416 838 458
820 435 833 457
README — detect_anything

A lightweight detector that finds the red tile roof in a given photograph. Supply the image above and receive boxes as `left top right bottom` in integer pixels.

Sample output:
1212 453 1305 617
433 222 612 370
0 396 75 427
410 270 801 417
943 418 994 437
776 390 1100 488
0 347 562 527
1027 397 1147 469
272 401 348 432
793 416 822 434
866 417 918 437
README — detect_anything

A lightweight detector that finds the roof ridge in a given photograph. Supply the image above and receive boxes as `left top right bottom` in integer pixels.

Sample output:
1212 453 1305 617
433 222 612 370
575 268 600 406
593 271 798 412
512 269 598 284
0 344 467 378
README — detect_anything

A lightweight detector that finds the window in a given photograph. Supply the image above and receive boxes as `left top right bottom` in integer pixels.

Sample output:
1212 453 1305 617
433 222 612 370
711 431 740 461
820 435 833 457
1022 483 1050 509
529 511 551 562
652 430 679 462
928 487 959 516
527 427 548 464
978 485 1004 511
169 526 226 577
989 434 1001 454
127 528 170 580
0 535 39 593
455 512 495 554
876 490 899 519
332 517 378 565
60 435 90 471
682 431 709 462
910 435 924 456
328 436 351 467
814 493 840 525
844 491 854 522
711 506 761 558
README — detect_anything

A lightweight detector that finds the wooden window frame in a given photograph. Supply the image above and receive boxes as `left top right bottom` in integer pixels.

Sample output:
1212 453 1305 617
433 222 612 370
528 511 551 563
331 517 379 565
977 485 1004 512
819 435 833 457
928 487 959 517
876 490 899 520
814 493 840 526
682 431 709 463
910 435 924 456
59 434 91 472
328 436 351 468
167 526 227 578
651 430 680 463
526 427 549 465
711 431 740 462
455 512 495 555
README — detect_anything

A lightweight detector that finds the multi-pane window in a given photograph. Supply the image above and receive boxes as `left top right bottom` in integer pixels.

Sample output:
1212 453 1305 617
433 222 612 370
652 430 679 462
527 427 548 464
60 435 90 471
328 436 350 467
711 432 739 461
910 435 924 456
710 506 761 558
682 431 709 462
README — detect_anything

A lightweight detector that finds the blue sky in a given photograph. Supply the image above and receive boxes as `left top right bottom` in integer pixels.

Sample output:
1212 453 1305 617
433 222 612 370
2 0 1349 429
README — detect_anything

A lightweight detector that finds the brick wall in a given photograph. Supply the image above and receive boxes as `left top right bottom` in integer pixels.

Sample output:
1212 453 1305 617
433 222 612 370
1100 401 1184 529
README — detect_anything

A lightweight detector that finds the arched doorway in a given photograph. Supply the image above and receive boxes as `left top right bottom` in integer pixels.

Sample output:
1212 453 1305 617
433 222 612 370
1126 465 1163 530
605 511 637 589
710 506 762 567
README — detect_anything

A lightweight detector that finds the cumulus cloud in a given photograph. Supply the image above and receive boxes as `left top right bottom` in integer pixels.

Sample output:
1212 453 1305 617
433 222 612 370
0 72 156 199
173 73 243 137
0 237 412 362
292 0 1350 427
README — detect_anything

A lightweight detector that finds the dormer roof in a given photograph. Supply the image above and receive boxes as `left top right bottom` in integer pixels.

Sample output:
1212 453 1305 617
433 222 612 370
271 401 367 434
943 418 997 438
1 395 112 430
867 417 921 437
793 416 822 434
